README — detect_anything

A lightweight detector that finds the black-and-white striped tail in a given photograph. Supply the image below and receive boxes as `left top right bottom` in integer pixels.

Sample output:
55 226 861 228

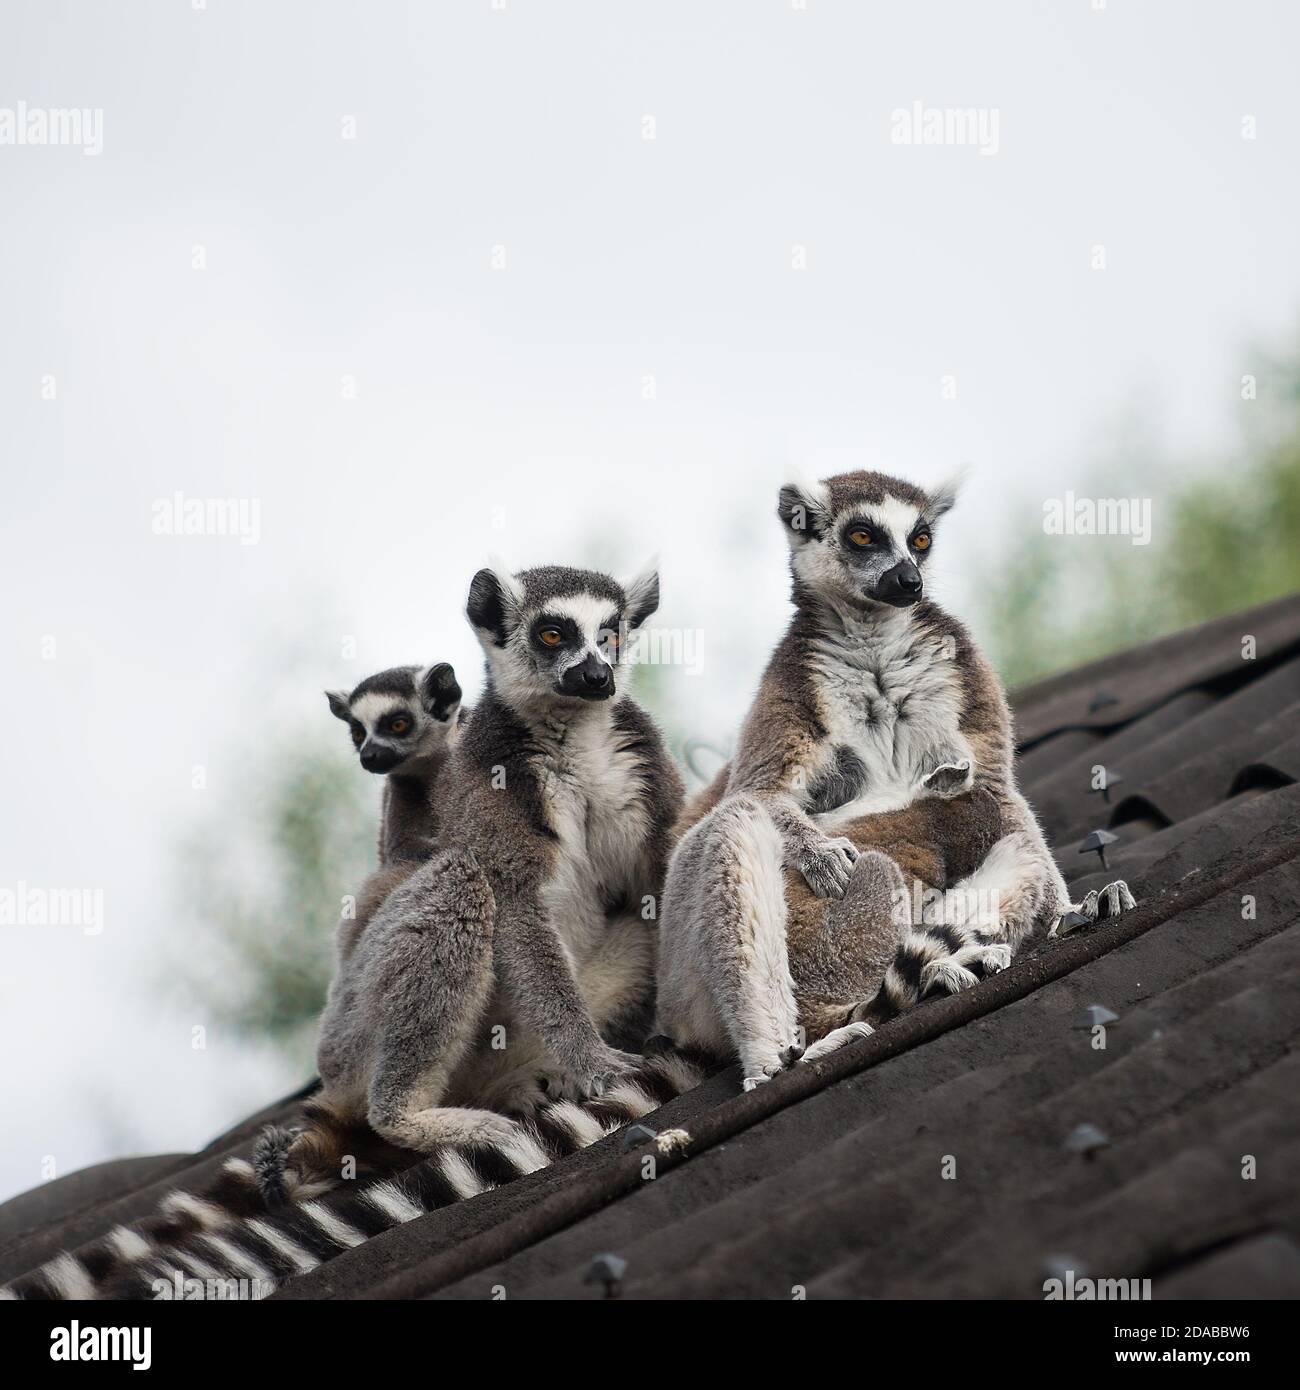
2 1053 705 1302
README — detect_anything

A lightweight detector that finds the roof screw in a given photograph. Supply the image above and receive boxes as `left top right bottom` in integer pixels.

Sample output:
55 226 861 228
1079 828 1119 871
1074 1004 1119 1029
1054 909 1092 938
584 1253 628 1299
1065 1123 1110 1158
620 1123 659 1152
1091 768 1125 803
1088 691 1119 714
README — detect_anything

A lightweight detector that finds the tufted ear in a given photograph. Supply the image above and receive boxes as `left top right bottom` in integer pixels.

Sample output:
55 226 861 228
466 565 523 647
325 689 351 721
418 662 462 721
926 465 970 522
621 559 660 630
777 477 832 544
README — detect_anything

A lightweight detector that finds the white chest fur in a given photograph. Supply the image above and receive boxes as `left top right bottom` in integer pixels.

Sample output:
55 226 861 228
809 615 966 824
533 706 650 958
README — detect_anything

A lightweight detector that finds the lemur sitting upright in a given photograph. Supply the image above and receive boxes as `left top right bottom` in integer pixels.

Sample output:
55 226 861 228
656 470 1135 1086
326 662 463 962
5 601 695 1302
299 562 684 1167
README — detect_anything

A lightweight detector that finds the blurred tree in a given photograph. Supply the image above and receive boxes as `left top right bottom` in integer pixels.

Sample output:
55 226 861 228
171 736 375 1071
976 345 1300 688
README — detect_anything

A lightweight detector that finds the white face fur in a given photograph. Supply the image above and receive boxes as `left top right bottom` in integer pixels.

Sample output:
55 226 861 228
468 565 659 711
328 665 462 774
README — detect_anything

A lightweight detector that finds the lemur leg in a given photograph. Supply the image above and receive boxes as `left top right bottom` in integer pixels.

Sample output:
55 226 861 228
358 850 516 1152
788 848 908 1048
657 795 802 1089
487 912 657 1113
874 819 1063 1014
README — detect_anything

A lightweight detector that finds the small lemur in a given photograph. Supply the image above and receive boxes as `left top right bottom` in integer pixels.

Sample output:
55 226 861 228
656 470 1135 1086
284 562 685 1177
325 662 464 962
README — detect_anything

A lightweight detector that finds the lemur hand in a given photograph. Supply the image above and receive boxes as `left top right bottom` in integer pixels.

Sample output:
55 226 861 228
550 1046 643 1103
797 834 860 899
921 758 973 799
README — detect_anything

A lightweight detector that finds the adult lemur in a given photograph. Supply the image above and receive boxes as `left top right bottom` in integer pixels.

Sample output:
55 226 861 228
6 564 697 1301
326 661 464 962
656 470 1134 1086
292 561 685 1163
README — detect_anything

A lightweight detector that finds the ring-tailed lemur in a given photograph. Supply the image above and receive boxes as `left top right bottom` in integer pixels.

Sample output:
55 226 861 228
656 470 1135 1086
271 562 685 1193
5 570 692 1301
327 662 464 963
2 1049 709 1301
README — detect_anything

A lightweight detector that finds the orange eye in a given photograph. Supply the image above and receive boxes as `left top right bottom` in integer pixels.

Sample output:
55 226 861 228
849 529 873 547
539 628 563 646
912 532 931 551
389 718 410 735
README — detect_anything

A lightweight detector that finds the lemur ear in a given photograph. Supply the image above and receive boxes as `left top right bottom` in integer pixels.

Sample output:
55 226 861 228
621 560 660 630
927 466 969 522
326 690 351 722
466 565 522 647
777 478 831 543
418 662 462 721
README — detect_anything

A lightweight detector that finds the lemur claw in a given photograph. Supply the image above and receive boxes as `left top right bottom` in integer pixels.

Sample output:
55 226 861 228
1051 880 1136 936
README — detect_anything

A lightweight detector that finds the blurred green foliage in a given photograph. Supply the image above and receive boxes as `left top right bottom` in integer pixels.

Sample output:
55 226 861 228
174 737 374 1069
976 358 1300 688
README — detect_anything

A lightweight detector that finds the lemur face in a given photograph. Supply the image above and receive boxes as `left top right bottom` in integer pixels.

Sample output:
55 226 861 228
326 663 462 774
466 562 660 708
778 469 961 610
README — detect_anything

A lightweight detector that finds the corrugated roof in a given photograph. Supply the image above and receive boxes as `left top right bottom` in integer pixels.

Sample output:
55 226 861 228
5 593 1299 1300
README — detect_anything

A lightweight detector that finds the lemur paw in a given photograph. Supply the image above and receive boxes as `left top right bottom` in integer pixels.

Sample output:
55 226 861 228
798 1020 874 1064
739 1038 803 1090
921 759 974 798
1051 879 1136 936
797 835 860 899
919 941 1011 997
577 1048 643 1100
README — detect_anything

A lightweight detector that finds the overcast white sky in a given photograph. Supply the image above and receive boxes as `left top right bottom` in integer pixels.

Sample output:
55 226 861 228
2 0 1299 1204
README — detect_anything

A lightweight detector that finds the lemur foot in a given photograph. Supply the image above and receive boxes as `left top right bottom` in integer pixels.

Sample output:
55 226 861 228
1050 879 1137 937
798 1020 873 1064
921 759 974 798
577 1048 645 1101
920 942 1012 997
740 1039 804 1090
797 835 860 899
